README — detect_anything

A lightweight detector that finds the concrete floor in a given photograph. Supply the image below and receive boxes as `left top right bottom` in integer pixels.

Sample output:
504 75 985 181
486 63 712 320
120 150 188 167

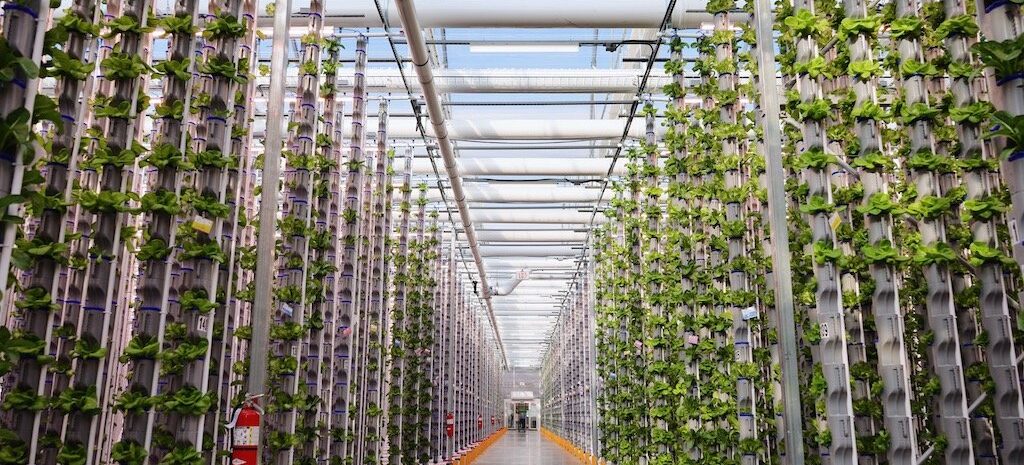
474 430 580 465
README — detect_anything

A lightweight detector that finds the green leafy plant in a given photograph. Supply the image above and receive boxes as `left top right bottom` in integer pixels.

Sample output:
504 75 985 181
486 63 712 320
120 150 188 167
888 17 923 40
15 287 59 312
12 237 69 269
0 39 38 84
153 58 191 81
121 334 160 361
156 14 197 36
0 429 28 464
935 14 979 39
136 238 173 261
104 16 153 38
784 9 830 38
1 386 47 411
179 288 217 314
839 14 882 39
76 190 136 213
705 0 735 14
111 440 147 465
101 53 150 80
159 446 203 465
972 34 1024 80
56 441 87 465
70 337 108 360
43 49 96 81
848 60 882 80
140 189 181 215
53 386 100 415
986 111 1024 158
179 240 226 262
158 386 213 415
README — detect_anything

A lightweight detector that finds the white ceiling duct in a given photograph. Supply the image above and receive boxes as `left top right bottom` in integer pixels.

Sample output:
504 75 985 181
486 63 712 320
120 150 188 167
252 0 714 28
253 118 665 140
394 0 506 366
476 230 589 243
422 184 603 203
480 246 582 258
413 158 626 176
354 119 664 140
52 69 674 97
468 209 607 224
489 268 530 296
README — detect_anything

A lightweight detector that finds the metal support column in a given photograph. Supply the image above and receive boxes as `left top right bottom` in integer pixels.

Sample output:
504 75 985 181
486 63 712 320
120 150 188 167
247 0 293 460
751 0 804 462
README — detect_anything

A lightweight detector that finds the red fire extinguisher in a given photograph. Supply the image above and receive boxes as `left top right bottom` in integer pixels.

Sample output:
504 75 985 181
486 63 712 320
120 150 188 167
477 414 483 430
445 412 455 438
230 395 263 465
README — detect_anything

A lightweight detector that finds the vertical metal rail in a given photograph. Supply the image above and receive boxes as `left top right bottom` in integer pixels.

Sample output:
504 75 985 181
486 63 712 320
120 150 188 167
211 0 260 457
68 1 153 463
319 42 344 460
246 0 291 461
792 0 858 461
887 0 974 461
333 32 368 462
348 145 375 464
751 0 806 462
844 1 917 461
387 148 414 465
392 0 507 366
943 0 998 461
975 1 1024 462
359 100 392 464
185 0 247 461
7 0 91 463
0 0 50 323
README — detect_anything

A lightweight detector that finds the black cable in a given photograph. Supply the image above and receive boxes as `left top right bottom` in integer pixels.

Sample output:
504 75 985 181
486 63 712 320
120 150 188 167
556 0 679 312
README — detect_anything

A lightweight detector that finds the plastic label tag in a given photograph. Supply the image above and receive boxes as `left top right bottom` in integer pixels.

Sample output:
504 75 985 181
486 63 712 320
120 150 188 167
191 215 213 235
233 426 259 447
741 306 759 320
281 303 293 317
196 316 209 332
829 213 842 232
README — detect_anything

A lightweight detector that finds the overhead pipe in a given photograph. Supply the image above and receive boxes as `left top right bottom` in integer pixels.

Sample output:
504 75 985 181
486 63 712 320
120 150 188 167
394 0 507 368
49 69 677 98
476 230 589 242
413 158 628 176
251 118 668 140
480 246 582 257
466 209 609 225
421 184 604 203
489 268 530 296
252 0 716 28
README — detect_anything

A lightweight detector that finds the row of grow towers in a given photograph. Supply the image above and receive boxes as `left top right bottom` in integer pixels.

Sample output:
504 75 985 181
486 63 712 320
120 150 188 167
0 1 503 464
540 0 1024 464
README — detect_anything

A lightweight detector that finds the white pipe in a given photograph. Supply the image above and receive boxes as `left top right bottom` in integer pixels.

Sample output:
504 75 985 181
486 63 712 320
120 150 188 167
423 185 603 203
347 119 662 140
253 0 714 28
254 118 665 140
414 158 626 176
476 230 589 242
480 246 581 257
468 210 607 224
44 69 675 96
395 0 507 368
489 268 530 296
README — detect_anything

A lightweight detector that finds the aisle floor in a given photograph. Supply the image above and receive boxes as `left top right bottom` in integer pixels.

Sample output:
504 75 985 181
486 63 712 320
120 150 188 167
474 431 581 465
